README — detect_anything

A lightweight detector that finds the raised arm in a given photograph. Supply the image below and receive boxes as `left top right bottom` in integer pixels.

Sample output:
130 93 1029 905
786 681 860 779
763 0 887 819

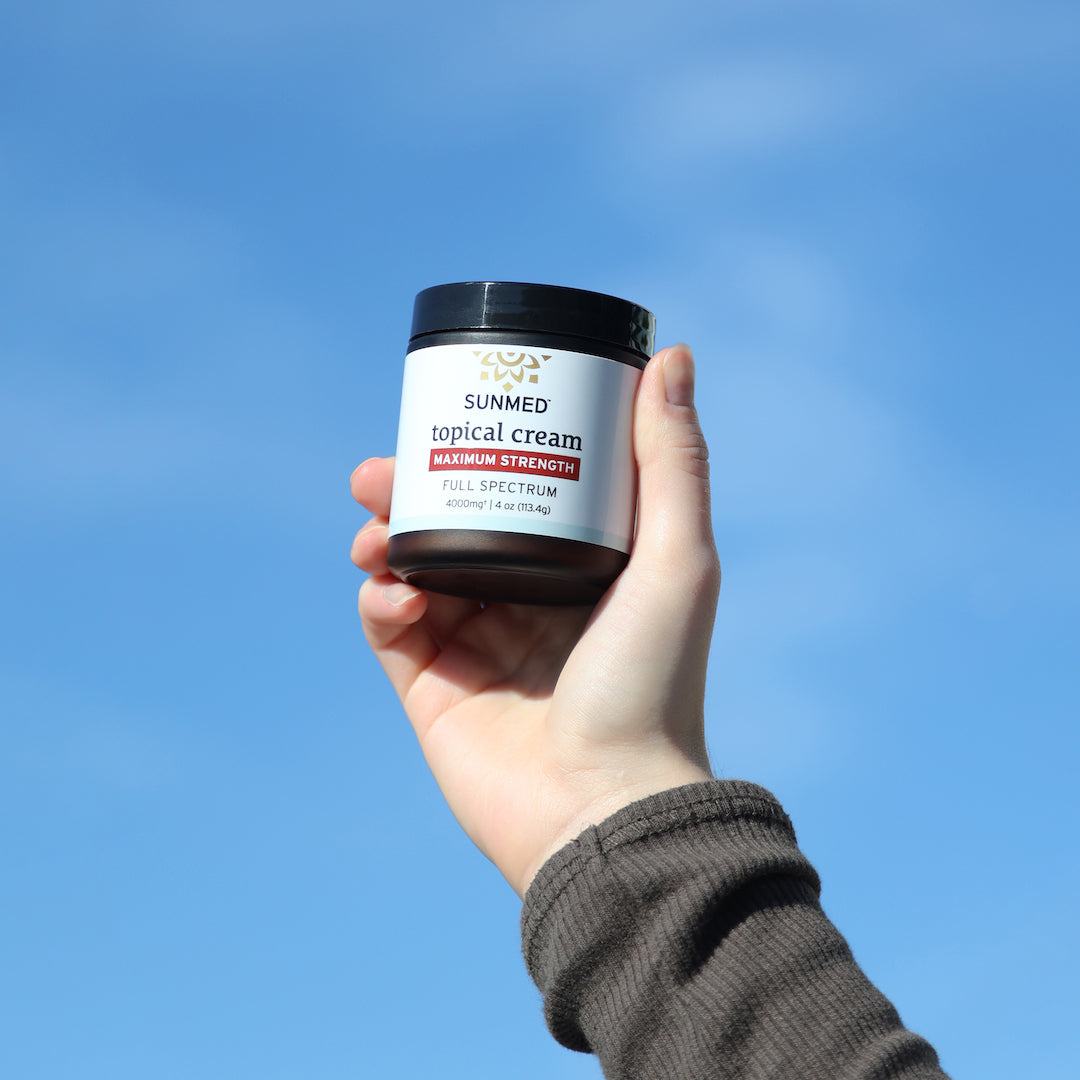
351 344 948 1078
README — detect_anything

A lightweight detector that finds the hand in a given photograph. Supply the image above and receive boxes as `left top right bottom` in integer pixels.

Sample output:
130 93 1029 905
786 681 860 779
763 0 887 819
350 345 721 897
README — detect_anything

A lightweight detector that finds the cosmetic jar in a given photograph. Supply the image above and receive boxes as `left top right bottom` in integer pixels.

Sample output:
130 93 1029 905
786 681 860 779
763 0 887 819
387 281 654 604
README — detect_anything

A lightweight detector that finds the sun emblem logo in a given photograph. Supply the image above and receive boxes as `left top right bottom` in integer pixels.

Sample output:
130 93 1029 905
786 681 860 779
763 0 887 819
475 350 551 392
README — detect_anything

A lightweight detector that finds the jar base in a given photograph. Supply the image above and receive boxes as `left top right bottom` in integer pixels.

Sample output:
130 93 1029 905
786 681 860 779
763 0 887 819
387 530 629 605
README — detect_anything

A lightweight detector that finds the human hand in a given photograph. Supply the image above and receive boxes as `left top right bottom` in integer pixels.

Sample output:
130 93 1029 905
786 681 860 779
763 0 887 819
350 345 720 897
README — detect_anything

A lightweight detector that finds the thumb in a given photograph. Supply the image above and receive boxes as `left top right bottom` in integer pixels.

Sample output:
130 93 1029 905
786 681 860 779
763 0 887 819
629 345 720 587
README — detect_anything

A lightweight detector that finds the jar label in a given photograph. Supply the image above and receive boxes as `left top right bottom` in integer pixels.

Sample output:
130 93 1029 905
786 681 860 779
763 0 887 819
389 343 641 551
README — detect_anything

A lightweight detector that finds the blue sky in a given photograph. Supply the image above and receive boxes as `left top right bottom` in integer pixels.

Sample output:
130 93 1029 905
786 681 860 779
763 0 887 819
1 2 1077 1077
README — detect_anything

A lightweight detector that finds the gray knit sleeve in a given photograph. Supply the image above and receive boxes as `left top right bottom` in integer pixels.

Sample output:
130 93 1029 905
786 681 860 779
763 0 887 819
521 780 948 1079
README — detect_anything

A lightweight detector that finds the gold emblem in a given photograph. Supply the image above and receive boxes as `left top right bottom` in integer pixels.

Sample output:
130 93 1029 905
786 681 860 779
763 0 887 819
475 350 551 392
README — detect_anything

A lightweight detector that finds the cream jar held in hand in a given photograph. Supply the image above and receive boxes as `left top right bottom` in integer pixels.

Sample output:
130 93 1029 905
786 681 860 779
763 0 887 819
388 281 654 604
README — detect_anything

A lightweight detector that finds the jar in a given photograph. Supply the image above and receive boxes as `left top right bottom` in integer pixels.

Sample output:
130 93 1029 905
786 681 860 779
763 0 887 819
387 281 655 604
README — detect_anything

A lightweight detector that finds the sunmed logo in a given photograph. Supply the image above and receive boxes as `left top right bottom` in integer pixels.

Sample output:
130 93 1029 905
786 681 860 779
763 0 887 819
474 350 551 392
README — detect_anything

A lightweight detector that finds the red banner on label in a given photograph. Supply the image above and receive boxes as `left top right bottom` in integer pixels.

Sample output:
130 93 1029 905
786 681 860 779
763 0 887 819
429 447 580 481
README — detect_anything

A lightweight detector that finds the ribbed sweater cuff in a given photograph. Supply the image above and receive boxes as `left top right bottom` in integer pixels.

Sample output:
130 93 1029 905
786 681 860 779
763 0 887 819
521 779 820 1053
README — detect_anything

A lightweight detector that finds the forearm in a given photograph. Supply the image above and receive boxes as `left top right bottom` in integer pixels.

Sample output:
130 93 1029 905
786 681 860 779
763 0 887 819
522 781 948 1080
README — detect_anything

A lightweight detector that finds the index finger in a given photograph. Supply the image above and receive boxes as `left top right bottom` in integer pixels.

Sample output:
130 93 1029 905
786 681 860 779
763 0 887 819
351 456 395 517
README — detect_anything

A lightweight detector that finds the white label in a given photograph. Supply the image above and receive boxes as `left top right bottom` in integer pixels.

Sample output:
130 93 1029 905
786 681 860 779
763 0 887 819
389 343 641 551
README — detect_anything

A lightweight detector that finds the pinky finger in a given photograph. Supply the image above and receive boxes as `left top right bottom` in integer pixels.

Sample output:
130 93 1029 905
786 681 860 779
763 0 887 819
359 575 428 640
358 576 441 704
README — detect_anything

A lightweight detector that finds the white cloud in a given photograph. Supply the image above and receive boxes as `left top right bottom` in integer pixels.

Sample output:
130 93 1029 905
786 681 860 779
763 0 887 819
904 1 1080 77
645 59 853 159
632 235 898 523
709 355 902 520
733 239 855 338
0 182 354 523
625 215 1079 781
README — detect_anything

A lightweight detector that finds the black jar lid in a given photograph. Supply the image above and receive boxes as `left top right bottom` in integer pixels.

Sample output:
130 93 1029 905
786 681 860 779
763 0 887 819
410 282 655 362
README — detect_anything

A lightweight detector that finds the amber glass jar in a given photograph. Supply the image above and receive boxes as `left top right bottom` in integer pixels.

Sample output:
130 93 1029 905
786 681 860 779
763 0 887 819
387 282 654 604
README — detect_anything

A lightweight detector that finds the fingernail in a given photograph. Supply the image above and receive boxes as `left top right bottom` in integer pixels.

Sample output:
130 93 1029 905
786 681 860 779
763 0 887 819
351 458 376 485
383 581 419 606
662 345 695 407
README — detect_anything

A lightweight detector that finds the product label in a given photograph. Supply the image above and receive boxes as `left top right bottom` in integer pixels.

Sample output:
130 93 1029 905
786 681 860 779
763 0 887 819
388 343 641 551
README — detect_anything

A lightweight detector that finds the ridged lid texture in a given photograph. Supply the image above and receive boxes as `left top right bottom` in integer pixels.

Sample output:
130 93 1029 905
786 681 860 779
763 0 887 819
410 282 655 362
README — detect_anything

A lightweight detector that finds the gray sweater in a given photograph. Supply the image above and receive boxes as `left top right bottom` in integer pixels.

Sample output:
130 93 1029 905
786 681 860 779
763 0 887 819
522 781 948 1079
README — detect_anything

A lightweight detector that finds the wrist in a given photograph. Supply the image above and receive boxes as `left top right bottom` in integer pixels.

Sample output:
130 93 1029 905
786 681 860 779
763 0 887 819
516 758 713 897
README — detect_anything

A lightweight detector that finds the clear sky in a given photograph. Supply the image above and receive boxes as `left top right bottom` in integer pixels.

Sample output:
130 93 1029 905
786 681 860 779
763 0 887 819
1 2 1077 1077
